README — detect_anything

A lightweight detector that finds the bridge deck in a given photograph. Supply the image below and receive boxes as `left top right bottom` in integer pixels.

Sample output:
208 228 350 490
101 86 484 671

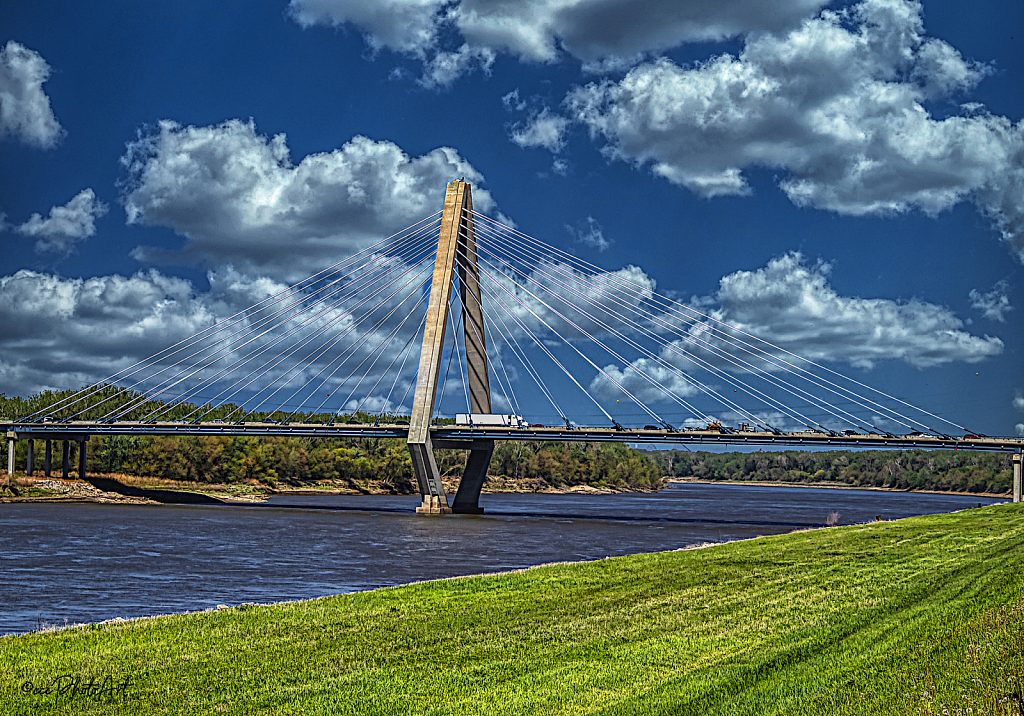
4 421 1022 452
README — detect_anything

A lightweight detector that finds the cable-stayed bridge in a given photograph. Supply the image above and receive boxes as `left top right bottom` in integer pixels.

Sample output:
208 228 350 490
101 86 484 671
6 181 1023 512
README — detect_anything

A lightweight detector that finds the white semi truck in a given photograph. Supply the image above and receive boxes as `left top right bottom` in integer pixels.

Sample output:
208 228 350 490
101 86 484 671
455 413 527 428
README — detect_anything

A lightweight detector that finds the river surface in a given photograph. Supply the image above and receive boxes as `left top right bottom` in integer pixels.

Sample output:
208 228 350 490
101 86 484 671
0 483 1004 634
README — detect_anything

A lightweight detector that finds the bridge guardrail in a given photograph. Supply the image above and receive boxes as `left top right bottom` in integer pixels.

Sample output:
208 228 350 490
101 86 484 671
4 421 1022 452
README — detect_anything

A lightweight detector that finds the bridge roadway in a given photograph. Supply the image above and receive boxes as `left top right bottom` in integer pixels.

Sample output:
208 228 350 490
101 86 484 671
5 420 1023 453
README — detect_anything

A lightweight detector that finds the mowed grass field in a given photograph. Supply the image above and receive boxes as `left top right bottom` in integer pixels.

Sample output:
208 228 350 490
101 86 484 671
3 504 1023 715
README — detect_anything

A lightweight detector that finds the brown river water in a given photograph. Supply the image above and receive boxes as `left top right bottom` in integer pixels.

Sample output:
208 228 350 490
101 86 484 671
0 482 1003 634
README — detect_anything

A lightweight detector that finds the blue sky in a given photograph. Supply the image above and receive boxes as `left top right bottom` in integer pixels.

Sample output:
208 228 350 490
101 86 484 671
0 0 1022 436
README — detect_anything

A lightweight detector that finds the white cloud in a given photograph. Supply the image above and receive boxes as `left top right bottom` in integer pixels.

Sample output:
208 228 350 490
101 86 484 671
16 189 108 255
0 41 63 148
0 262 437 410
565 216 610 251
1014 391 1024 413
0 270 216 396
454 0 829 63
703 253 1003 369
483 261 656 343
968 281 1012 322
502 89 526 112
420 44 495 88
288 0 831 82
510 107 570 152
121 119 495 280
287 0 448 56
1017 424 1024 437
584 252 1003 414
588 251 1004 406
591 359 699 403
565 0 1024 261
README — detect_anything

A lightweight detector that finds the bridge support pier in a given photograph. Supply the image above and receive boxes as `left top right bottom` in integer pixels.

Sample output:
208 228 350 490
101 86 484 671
78 440 87 479
408 181 494 515
430 439 494 514
409 439 451 514
61 440 69 479
26 440 33 477
45 440 51 477
6 438 13 476
1014 453 1022 504
452 442 494 514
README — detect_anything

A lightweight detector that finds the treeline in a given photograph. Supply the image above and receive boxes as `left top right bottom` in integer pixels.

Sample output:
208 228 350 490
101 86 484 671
0 389 663 492
2 434 662 493
649 449 1016 495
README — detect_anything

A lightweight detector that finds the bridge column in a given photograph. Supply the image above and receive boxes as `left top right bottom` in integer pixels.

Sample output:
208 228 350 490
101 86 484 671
6 437 13 476
61 440 69 479
45 440 51 477
26 440 33 477
1014 453 1022 504
448 440 494 514
407 180 495 514
78 439 87 479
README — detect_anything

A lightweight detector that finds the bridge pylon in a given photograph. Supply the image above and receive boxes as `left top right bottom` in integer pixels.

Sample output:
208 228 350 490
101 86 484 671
408 180 493 514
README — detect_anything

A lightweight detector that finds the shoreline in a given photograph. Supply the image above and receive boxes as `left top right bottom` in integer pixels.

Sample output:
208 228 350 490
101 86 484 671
0 475 647 505
1 475 1010 504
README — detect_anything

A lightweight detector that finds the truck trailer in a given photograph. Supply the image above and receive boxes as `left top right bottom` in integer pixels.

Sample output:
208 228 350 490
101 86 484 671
455 413 527 428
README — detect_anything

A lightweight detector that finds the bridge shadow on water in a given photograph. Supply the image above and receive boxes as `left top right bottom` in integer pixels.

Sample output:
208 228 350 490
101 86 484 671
84 476 816 526
242 501 822 528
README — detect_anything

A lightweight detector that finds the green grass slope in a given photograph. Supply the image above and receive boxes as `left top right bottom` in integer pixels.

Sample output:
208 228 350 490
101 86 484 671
4 505 1024 715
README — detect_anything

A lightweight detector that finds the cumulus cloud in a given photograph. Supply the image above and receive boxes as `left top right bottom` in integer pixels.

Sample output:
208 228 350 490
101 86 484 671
1014 391 1024 413
565 216 610 251
0 41 63 148
564 0 1024 261
592 359 700 404
585 252 1003 412
589 253 1003 403
510 107 570 152
703 253 1003 369
0 270 216 395
1017 424 1024 437
288 0 830 82
969 280 1012 322
0 261 438 410
455 0 829 63
287 0 448 56
16 189 108 255
420 44 495 88
121 119 495 280
482 261 656 344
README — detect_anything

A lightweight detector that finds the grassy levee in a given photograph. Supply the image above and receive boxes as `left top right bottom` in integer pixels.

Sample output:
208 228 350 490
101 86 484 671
4 505 1024 715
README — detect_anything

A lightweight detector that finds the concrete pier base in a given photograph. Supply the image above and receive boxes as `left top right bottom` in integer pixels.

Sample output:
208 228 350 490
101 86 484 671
409 441 452 514
1014 453 1022 503
416 495 453 514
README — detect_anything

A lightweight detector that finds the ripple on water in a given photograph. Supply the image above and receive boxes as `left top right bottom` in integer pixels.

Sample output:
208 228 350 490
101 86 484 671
0 483 1005 634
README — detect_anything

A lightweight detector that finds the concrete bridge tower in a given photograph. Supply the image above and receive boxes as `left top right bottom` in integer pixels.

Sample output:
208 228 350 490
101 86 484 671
407 180 494 514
